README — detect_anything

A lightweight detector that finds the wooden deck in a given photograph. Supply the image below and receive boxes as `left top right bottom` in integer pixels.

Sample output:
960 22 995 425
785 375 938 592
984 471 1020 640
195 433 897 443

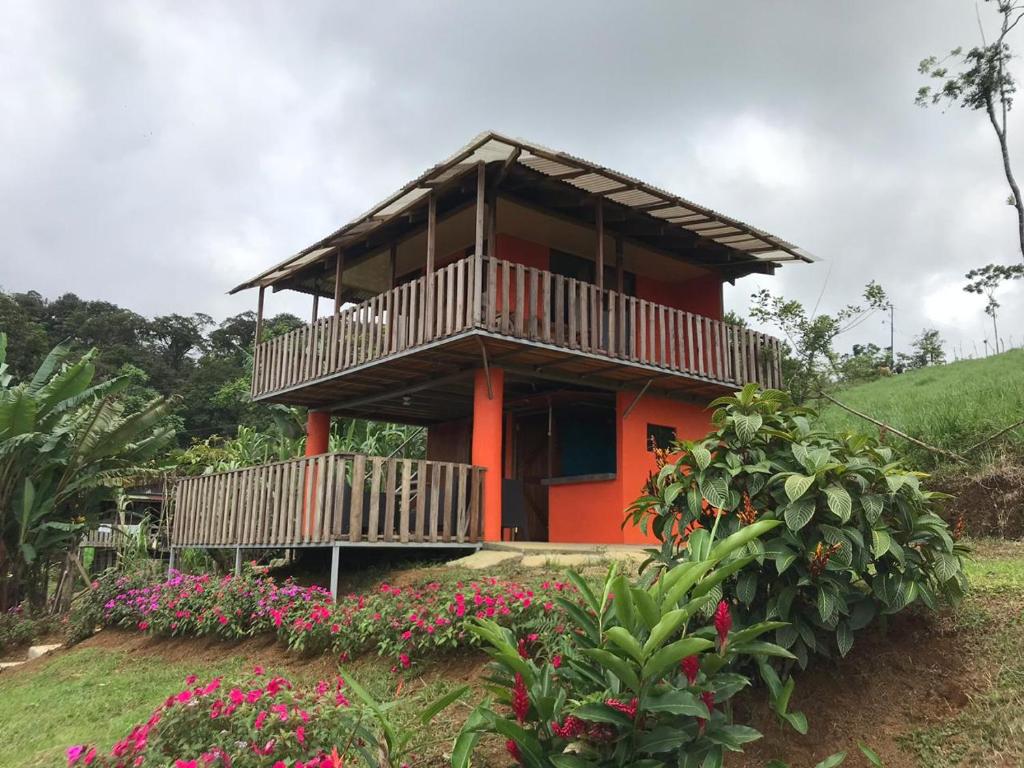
251 253 783 401
171 452 485 548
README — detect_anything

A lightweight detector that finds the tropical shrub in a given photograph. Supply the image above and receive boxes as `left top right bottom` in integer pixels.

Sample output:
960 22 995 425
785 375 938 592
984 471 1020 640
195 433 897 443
455 521 805 768
81 567 568 667
65 667 465 768
0 333 175 610
0 604 59 653
628 385 968 668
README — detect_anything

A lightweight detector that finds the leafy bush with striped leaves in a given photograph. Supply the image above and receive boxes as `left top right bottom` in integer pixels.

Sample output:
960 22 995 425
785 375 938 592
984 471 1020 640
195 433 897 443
628 384 968 669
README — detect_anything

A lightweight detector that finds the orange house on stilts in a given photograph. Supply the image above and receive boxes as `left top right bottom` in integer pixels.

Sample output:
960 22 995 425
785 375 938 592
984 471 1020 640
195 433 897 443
169 133 811 594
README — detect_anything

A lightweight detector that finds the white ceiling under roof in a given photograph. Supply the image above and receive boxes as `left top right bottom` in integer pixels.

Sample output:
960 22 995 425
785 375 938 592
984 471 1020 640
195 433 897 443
232 131 814 294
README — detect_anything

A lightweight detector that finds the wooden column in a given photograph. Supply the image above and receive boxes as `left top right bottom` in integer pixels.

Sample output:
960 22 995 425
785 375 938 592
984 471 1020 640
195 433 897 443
310 293 319 324
473 161 486 325
333 250 345 316
595 198 605 293
388 243 397 288
425 192 436 335
255 286 266 343
615 236 625 294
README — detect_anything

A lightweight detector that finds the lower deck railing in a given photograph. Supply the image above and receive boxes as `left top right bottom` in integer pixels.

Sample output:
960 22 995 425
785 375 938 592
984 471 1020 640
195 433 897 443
171 453 485 547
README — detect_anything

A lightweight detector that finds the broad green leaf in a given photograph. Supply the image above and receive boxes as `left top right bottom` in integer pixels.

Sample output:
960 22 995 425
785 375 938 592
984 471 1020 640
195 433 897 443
642 607 691 658
837 621 854 658
733 412 763 444
643 637 714 680
785 473 815 502
580 649 640 691
636 726 688 753
783 497 815 531
736 571 757 605
606 627 645 663
644 690 709 717
824 485 852 522
814 753 847 768
700 476 729 510
871 529 892 558
692 444 712 470
858 743 884 767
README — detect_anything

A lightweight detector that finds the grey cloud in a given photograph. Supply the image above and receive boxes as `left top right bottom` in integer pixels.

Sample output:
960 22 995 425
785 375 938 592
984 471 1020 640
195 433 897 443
1 0 1020 356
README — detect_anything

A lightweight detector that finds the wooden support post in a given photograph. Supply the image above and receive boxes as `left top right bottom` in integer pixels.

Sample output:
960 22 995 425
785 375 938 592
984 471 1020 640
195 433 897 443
623 378 655 420
425 192 437 334
389 243 397 288
234 547 242 577
477 337 493 399
168 547 176 575
333 250 345 316
310 293 319 324
473 161 486 325
595 198 605 294
255 286 266 343
330 545 340 602
615 236 625 294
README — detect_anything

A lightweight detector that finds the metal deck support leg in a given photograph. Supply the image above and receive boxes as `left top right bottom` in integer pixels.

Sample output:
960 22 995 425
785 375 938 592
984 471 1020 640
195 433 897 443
330 546 340 602
234 547 243 577
168 547 176 575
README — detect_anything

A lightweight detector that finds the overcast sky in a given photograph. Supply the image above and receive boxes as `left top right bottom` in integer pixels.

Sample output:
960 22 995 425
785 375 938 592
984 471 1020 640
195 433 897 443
2 1 1022 359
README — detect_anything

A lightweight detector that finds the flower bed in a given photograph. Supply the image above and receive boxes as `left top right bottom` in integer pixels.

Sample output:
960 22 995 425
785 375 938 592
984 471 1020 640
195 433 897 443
88 568 571 667
66 667 459 768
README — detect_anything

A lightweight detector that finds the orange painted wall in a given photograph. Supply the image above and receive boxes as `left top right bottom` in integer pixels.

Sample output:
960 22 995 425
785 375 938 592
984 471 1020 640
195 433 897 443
635 273 723 318
617 392 712 545
546 392 713 544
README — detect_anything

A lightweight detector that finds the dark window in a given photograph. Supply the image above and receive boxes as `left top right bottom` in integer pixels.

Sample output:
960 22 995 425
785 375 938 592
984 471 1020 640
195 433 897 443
647 424 676 452
555 403 616 476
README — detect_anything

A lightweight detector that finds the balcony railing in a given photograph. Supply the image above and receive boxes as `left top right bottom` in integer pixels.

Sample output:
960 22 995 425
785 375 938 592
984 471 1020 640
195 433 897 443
171 452 484 547
251 253 783 399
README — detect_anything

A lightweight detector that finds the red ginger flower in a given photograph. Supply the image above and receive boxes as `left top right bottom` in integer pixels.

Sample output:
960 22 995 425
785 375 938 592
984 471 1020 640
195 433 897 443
505 739 522 762
698 690 716 732
714 600 732 650
605 697 638 719
551 715 585 739
512 673 530 723
681 655 700 685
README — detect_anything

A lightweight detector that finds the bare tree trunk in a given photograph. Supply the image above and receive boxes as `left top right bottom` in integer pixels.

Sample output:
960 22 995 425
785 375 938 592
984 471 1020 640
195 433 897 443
986 92 1024 262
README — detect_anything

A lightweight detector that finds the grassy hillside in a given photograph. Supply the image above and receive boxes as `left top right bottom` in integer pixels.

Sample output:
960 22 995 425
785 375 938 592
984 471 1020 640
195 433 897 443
818 349 1024 468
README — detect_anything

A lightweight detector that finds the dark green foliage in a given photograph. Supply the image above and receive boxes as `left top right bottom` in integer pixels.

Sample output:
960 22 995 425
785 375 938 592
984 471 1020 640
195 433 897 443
456 523 804 768
628 385 968 670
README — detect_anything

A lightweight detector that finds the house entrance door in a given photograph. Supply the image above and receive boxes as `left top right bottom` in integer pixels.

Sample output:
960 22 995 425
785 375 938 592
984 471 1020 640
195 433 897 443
512 412 550 541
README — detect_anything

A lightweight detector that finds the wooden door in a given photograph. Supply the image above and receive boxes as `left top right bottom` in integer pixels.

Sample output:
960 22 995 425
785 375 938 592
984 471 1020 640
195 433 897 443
513 412 550 541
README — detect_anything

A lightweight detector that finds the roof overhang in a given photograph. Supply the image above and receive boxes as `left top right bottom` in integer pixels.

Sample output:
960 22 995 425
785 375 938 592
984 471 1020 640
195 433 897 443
231 131 814 295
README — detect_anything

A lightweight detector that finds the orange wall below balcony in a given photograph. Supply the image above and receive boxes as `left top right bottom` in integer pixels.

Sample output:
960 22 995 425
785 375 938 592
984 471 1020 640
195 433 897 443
546 392 713 545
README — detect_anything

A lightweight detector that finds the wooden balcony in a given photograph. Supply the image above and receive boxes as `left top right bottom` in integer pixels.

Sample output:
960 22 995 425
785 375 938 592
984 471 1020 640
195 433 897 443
251 253 783 405
171 452 484 548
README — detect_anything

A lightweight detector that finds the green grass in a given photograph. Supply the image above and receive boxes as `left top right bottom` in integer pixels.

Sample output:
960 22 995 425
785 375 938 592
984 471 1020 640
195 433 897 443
0 649 247 767
819 349 1024 468
899 540 1024 767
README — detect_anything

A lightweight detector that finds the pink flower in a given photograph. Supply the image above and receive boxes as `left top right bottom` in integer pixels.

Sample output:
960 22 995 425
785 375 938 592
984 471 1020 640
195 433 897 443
399 653 411 669
512 673 529 723
137 621 149 631
253 665 265 675
605 697 638 719
174 761 198 768
681 655 700 685
66 745 84 764
505 739 522 763
714 600 732 650
551 655 562 669
295 725 306 744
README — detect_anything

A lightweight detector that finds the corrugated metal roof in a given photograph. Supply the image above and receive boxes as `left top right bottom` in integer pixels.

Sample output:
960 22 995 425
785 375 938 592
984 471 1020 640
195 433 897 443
230 131 814 294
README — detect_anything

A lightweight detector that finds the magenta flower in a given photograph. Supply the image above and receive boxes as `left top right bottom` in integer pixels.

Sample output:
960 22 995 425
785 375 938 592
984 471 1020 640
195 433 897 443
714 600 732 650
